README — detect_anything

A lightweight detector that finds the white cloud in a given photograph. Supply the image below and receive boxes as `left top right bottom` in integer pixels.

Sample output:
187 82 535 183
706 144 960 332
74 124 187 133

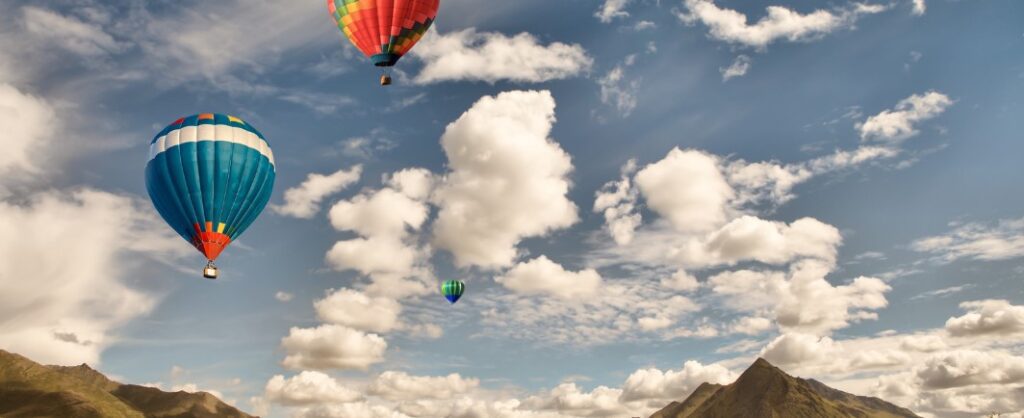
294 402 409 418
917 350 1024 389
171 383 225 400
22 6 125 58
761 333 839 365
433 90 579 268
912 0 926 16
276 291 295 302
0 189 182 366
315 289 402 333
280 91 356 115
660 269 700 292
340 133 397 160
521 383 627 417
0 83 56 180
330 188 429 238
597 56 640 117
324 175 433 298
633 21 657 31
385 168 435 201
635 148 734 233
619 361 736 402
265 371 363 406
139 0 328 85
368 371 480 401
909 284 972 300
711 260 889 335
731 316 774 335
677 0 887 49
912 217 1024 263
412 29 592 84
479 277 700 345
596 0 632 23
281 325 387 371
720 55 752 81
496 256 603 299
859 91 953 142
703 216 842 266
325 236 419 280
945 300 1024 337
273 166 362 219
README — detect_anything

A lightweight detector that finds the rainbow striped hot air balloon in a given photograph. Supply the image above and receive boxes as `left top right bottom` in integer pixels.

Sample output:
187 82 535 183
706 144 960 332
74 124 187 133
145 113 276 279
327 0 440 85
441 280 464 304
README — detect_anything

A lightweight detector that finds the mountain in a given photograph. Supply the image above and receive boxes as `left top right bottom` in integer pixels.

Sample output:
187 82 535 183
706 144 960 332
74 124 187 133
649 358 921 418
0 349 256 418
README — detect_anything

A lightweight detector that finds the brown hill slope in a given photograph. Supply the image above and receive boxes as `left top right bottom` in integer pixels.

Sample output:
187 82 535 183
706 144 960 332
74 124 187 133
650 358 920 418
0 349 255 418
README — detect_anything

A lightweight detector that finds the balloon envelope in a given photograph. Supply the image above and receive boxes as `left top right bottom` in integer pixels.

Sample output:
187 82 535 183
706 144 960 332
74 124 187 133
327 0 440 67
441 280 464 304
145 113 276 262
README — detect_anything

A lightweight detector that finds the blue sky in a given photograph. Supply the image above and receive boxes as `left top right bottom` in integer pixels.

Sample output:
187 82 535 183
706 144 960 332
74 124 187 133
0 0 1022 417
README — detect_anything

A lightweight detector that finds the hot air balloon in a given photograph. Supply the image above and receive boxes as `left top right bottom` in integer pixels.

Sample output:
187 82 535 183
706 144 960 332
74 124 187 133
327 0 440 86
441 280 464 304
145 113 276 279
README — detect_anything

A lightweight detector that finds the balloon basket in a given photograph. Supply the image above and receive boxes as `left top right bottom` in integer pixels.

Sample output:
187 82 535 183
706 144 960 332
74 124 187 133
203 261 218 280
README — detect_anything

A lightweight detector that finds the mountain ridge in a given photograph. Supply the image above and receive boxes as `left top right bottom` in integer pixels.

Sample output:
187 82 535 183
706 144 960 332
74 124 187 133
0 349 255 418
649 358 921 418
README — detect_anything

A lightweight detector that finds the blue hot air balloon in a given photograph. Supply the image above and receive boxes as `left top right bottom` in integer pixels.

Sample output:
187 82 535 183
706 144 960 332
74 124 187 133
145 113 276 279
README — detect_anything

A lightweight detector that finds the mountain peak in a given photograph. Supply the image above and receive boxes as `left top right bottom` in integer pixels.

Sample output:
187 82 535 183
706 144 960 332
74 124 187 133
648 358 921 418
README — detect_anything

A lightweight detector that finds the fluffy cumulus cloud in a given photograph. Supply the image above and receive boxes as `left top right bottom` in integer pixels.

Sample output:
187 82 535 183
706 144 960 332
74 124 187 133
433 90 579 268
325 168 434 299
858 91 953 142
619 361 736 402
917 350 1024 389
635 148 734 233
368 371 480 401
315 289 403 333
496 256 603 299
273 165 362 219
412 29 592 84
912 217 1024 263
945 300 1024 337
280 324 387 371
265 371 363 406
711 260 889 335
594 159 641 245
677 0 887 49
329 189 429 238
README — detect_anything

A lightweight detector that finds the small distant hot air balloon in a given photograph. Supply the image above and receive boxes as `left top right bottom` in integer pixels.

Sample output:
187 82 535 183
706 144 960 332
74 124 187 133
327 0 441 86
441 280 464 304
145 113 276 279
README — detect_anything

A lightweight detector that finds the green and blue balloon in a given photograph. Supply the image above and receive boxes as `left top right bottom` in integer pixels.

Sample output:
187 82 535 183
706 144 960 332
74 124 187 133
441 280 465 304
